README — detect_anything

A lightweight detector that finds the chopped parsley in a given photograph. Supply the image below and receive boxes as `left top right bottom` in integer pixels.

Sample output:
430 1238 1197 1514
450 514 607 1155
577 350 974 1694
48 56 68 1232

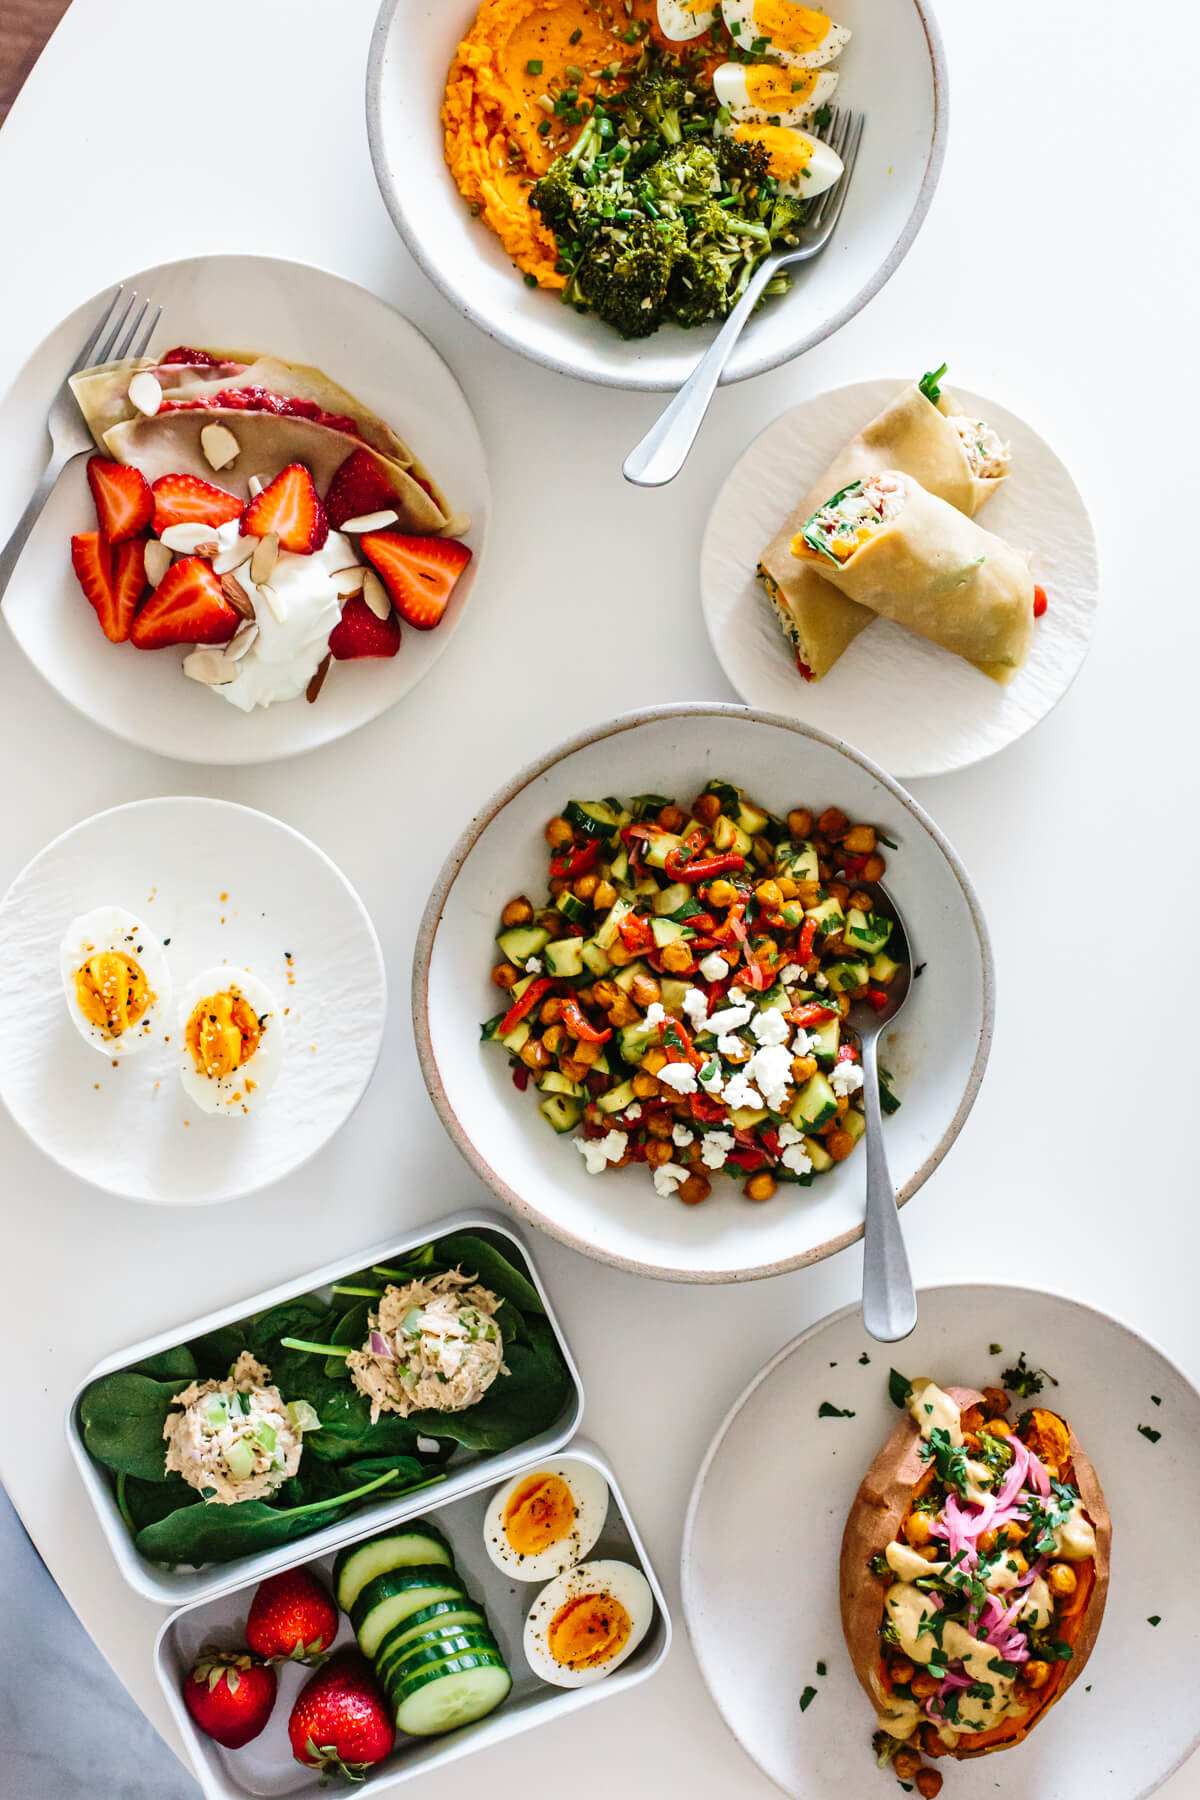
815 1660 827 1677
859 1352 871 1365
888 1368 912 1409
1138 1423 1162 1444
818 1400 856 1418
799 1685 818 1711
1151 1394 1162 1405
1001 1350 1057 1397
988 1342 1003 1356
1148 1615 1162 1627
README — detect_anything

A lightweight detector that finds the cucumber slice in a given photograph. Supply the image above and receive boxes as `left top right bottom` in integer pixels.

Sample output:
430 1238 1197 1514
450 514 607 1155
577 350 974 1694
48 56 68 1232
334 1527 453 1613
538 1071 586 1101
809 1016 839 1069
650 917 686 949
499 1019 531 1055
618 1022 656 1066
804 894 845 935
596 898 632 950
564 800 620 840
352 1568 468 1658
711 816 750 857
555 892 588 925
841 1108 866 1145
871 952 900 983
643 831 685 870
581 937 613 978
390 1656 513 1736
496 925 550 964
790 1073 837 1133
778 838 820 882
383 1630 500 1685
613 959 649 994
823 958 870 995
596 1078 636 1115
543 937 585 979
540 1094 583 1133
653 881 692 917
375 1603 488 1668
805 1134 833 1172
843 908 892 955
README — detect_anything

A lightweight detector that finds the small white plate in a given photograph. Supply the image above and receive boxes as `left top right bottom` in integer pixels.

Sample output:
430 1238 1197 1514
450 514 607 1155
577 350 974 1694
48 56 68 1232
0 796 386 1203
2 254 489 764
683 1285 1200 1800
701 379 1100 779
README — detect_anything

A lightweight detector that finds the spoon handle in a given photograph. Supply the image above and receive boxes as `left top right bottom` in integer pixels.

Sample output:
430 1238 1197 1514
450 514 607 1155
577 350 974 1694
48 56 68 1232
859 1030 918 1343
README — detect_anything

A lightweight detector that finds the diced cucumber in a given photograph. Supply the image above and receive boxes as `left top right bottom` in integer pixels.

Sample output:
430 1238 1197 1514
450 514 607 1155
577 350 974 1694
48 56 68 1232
581 937 614 978
738 800 770 836
544 937 585 979
596 1078 637 1114
651 917 686 948
335 1528 453 1613
778 839 820 882
804 894 845 936
591 1051 611 1075
480 1012 504 1043
790 1073 838 1132
618 1021 657 1065
596 898 632 950
871 952 900 983
375 1603 489 1671
660 977 690 1014
810 1017 840 1069
823 959 871 994
643 831 686 870
728 1105 768 1129
631 794 673 820
539 1071 586 1101
383 1630 500 1684
564 800 620 839
805 1135 834 1172
841 1108 866 1145
844 909 893 955
653 881 692 917
556 891 588 925
389 1656 512 1736
613 958 650 994
608 847 630 884
499 1019 531 1055
540 1094 583 1133
758 980 789 1011
509 973 535 1002
712 815 751 856
496 925 550 964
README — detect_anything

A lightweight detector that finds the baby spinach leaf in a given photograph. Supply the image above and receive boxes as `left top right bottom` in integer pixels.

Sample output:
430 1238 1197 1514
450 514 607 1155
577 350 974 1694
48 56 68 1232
133 1463 427 1564
121 1472 200 1533
406 1317 571 1452
131 1347 197 1382
188 1323 249 1377
432 1232 546 1318
78 1372 182 1482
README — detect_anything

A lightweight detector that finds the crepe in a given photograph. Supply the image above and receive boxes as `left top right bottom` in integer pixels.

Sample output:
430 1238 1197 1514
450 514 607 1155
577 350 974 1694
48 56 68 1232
757 382 1007 680
792 471 1033 684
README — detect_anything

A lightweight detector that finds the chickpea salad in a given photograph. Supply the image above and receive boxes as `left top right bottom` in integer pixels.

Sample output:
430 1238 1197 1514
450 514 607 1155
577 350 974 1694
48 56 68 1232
482 782 905 1206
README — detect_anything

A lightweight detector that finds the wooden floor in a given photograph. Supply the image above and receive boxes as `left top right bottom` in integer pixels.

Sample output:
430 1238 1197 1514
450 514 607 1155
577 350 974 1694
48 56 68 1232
0 0 71 124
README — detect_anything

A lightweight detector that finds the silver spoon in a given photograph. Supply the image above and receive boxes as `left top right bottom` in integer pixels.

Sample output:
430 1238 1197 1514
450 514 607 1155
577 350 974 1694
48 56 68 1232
840 879 916 1342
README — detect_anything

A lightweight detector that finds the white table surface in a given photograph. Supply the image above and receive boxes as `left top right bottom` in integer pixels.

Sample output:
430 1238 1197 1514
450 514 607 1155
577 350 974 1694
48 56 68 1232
0 1 1196 1796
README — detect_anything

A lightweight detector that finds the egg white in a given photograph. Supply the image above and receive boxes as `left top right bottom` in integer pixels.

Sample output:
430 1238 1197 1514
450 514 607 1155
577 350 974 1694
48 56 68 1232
724 119 844 197
720 0 851 68
177 966 281 1116
523 1559 654 1688
484 1458 610 1583
59 906 170 1057
656 0 720 41
712 61 838 125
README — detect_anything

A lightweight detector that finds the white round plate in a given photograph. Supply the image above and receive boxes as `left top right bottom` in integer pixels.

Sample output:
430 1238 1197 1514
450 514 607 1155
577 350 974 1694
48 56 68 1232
414 704 993 1283
367 0 946 391
683 1284 1200 1800
2 254 489 764
701 379 1100 779
0 797 386 1203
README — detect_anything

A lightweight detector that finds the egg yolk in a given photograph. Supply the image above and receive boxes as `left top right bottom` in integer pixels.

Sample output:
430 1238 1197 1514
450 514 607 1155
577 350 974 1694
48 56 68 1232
744 65 819 110
750 0 833 52
185 989 263 1078
733 122 813 182
547 1591 632 1671
503 1474 577 1557
74 952 150 1037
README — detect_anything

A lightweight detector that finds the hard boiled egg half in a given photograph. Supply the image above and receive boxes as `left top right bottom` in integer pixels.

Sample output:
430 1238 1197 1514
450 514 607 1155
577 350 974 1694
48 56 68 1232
524 1559 654 1688
484 1458 609 1583
178 966 281 1115
60 906 170 1056
725 119 844 197
721 0 850 67
656 0 720 42
713 60 838 126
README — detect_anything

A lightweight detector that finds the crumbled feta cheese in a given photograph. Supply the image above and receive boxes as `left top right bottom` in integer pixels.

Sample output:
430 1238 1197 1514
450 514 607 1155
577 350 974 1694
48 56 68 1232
682 987 711 1034
791 1029 814 1056
659 1061 698 1095
575 1130 628 1174
781 1141 814 1175
644 1001 667 1030
700 1130 735 1170
652 1161 688 1197
779 963 802 985
831 1060 865 1097
698 1058 725 1096
717 1033 746 1059
813 972 830 991
525 956 544 973
747 1044 793 1112
707 1003 755 1035
722 1072 763 1111
750 1007 790 1047
777 1122 804 1146
621 1103 642 1122
728 985 748 1004
672 1123 695 1147
699 951 730 982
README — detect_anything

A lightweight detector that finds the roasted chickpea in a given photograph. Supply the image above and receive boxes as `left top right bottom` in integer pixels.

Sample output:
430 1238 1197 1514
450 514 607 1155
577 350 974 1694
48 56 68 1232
691 793 722 826
827 880 850 905
542 1024 566 1055
678 1173 711 1205
539 996 563 1025
706 878 737 909
892 1748 922 1780
754 878 783 910
500 896 534 928
1047 1562 1077 1598
902 1511 933 1548
919 1726 945 1759
641 1047 669 1075
544 816 574 848
822 933 847 958
752 837 772 868
977 1527 998 1555
981 1387 1009 1416
632 1072 660 1099
962 1431 981 1452
836 994 851 1018
862 853 886 882
914 1544 942 1562
520 1038 551 1074
606 940 634 967
889 1662 916 1691
574 872 599 901
591 980 620 1009
848 889 874 913
776 875 799 900
536 910 566 938
1022 1660 1051 1692
645 1113 674 1139
915 1770 943 1799
834 1095 850 1118
607 994 639 1028
492 962 521 990
909 1672 940 1700
548 876 570 897
629 972 662 1009
787 808 814 838
744 1173 777 1202
658 804 687 832
644 1138 674 1167
794 880 821 907
984 1417 1013 1438
843 824 877 856
575 985 596 1009
593 879 617 911
572 1040 602 1069
558 1055 588 1082
791 1054 818 1083
660 941 694 974
722 1037 751 1063
818 807 849 841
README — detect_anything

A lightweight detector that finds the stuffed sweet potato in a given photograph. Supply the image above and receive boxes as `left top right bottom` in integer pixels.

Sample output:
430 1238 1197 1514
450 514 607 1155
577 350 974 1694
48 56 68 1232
839 1377 1110 1786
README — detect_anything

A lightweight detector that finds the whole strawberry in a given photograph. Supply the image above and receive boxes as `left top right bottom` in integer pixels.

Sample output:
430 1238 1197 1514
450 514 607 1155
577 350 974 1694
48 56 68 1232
246 1568 339 1664
182 1648 277 1748
288 1648 395 1780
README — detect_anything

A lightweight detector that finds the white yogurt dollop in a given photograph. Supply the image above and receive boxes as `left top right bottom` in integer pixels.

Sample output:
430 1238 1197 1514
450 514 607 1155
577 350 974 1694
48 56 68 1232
211 521 353 711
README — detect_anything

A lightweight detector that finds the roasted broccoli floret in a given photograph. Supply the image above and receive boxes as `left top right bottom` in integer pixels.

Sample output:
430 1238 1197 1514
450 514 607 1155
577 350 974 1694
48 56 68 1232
617 66 688 146
714 130 772 190
644 142 721 208
530 113 608 236
575 215 686 339
666 251 731 328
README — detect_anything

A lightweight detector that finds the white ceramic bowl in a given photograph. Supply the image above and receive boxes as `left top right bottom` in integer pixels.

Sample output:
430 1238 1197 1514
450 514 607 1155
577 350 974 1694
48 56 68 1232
366 0 948 390
413 705 993 1283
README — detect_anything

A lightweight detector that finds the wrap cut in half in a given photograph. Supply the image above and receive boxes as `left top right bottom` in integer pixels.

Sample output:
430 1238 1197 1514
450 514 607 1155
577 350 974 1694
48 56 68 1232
69 350 455 536
839 1385 1111 1764
757 380 1008 681
791 471 1034 684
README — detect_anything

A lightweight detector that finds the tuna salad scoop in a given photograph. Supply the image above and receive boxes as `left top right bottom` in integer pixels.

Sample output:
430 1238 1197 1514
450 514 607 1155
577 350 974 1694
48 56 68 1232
163 1351 311 1505
345 1269 507 1424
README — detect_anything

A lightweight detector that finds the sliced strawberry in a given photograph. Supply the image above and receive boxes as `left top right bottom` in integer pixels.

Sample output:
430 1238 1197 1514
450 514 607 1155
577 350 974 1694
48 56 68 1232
87 458 152 544
110 539 148 638
159 346 222 367
151 473 243 535
324 449 399 531
328 594 401 660
359 531 471 631
71 532 123 641
242 463 328 553
130 557 238 650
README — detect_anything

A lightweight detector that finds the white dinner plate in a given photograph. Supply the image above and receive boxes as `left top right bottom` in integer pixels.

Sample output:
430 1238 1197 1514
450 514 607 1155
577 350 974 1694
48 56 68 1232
701 379 1099 779
2 254 489 764
0 797 386 1203
683 1284 1200 1800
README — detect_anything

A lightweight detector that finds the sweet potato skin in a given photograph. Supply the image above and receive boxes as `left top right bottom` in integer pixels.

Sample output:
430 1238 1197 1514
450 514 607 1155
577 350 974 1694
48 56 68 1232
838 1386 1111 1761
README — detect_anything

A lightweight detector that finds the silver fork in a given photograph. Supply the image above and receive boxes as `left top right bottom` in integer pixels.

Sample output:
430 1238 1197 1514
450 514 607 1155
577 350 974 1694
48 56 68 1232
0 286 163 604
623 108 865 488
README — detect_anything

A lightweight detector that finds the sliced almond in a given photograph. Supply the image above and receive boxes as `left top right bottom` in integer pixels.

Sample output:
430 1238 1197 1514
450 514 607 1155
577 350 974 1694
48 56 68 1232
220 573 256 620
161 523 221 555
259 583 288 625
250 532 279 585
200 423 241 471
247 474 266 497
331 565 366 597
361 568 391 621
212 535 256 576
128 371 163 417
339 509 398 534
223 622 259 663
183 648 238 687
143 540 173 588
307 653 331 705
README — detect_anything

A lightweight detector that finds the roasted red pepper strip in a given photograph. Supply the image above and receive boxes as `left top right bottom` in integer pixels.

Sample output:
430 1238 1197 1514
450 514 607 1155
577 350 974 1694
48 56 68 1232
499 977 554 1036
1033 585 1048 619
713 900 748 948
840 852 870 877
836 1043 859 1064
560 998 611 1043
659 1013 702 1067
797 916 819 963
728 1146 769 1174
789 1001 837 1027
550 840 602 880
664 847 746 882
689 1092 727 1124
617 912 655 954
863 987 890 1013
